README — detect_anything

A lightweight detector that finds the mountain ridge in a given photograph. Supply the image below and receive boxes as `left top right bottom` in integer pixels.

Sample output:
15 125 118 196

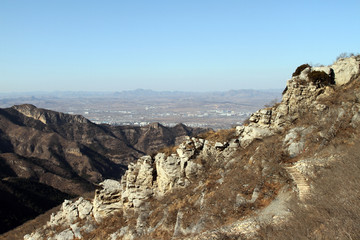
0 105 206 234
18 55 360 240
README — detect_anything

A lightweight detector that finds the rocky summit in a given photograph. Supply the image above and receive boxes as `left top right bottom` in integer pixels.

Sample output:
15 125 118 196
4 55 360 240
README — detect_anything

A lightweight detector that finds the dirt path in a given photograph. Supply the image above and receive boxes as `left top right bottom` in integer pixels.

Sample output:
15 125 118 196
187 188 294 240
285 165 311 201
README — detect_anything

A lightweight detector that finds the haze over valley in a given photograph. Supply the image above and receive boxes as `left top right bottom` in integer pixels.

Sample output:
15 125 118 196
0 89 281 129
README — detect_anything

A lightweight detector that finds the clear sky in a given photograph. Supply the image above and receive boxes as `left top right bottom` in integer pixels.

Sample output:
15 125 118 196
1 0 359 92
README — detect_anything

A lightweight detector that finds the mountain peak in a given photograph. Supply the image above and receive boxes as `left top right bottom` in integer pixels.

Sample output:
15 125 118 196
12 104 48 124
12 104 89 125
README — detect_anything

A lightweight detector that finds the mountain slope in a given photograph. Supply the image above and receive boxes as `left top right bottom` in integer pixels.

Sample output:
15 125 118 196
0 178 72 234
0 105 205 234
18 55 360 240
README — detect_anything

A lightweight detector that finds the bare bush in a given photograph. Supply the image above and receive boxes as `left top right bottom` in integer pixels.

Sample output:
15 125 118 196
292 64 311 77
336 52 360 61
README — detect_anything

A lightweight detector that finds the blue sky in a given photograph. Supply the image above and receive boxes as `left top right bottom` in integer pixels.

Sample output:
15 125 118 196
1 0 359 92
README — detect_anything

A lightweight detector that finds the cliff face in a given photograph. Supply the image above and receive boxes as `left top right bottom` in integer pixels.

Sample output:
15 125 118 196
18 56 360 240
0 105 205 234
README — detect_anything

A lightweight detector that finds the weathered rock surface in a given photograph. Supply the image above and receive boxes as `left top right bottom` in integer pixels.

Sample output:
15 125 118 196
93 179 123 222
236 56 360 148
332 56 360 85
48 197 93 226
283 127 314 157
24 197 94 240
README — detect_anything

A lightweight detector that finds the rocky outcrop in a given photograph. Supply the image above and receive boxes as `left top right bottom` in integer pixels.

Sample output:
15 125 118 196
22 136 228 239
23 134 242 239
93 180 122 222
236 56 360 148
21 56 360 240
283 127 313 157
48 198 93 227
117 137 206 210
332 56 360 85
24 197 94 240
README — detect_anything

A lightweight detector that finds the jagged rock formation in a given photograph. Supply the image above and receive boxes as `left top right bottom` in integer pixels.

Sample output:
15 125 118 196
11 55 360 239
237 56 360 149
0 105 205 234
331 56 360 85
93 180 123 222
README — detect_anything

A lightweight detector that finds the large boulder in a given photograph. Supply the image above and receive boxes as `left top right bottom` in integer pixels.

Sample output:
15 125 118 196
93 179 122 222
121 156 155 209
332 56 360 85
47 197 93 227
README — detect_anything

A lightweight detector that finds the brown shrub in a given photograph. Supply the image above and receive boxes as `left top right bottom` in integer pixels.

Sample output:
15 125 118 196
308 70 335 86
197 128 236 143
292 64 311 77
158 145 178 157
81 211 127 240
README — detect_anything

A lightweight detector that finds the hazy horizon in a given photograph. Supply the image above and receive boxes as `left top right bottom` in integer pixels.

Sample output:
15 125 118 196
1 1 360 93
0 87 283 95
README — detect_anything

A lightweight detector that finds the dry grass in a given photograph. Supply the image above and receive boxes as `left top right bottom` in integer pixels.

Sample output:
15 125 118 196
158 145 178 157
253 79 360 239
81 211 128 240
294 79 360 156
257 140 360 240
197 128 236 143
319 76 360 106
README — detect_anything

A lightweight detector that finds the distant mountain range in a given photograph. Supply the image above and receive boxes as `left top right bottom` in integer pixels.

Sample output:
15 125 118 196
0 88 282 97
0 89 282 106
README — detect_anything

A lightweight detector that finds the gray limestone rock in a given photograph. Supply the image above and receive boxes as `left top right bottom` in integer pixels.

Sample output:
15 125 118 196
24 232 43 240
155 153 183 195
54 229 74 240
332 56 360 85
283 127 313 157
240 126 274 148
93 179 123 222
70 223 82 239
76 197 93 220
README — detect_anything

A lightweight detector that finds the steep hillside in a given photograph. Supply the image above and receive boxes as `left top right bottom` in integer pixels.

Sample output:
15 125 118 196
7 55 360 240
0 178 72 234
0 105 205 234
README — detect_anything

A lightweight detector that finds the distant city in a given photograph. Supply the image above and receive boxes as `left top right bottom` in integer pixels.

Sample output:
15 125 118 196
70 107 252 129
0 89 282 129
